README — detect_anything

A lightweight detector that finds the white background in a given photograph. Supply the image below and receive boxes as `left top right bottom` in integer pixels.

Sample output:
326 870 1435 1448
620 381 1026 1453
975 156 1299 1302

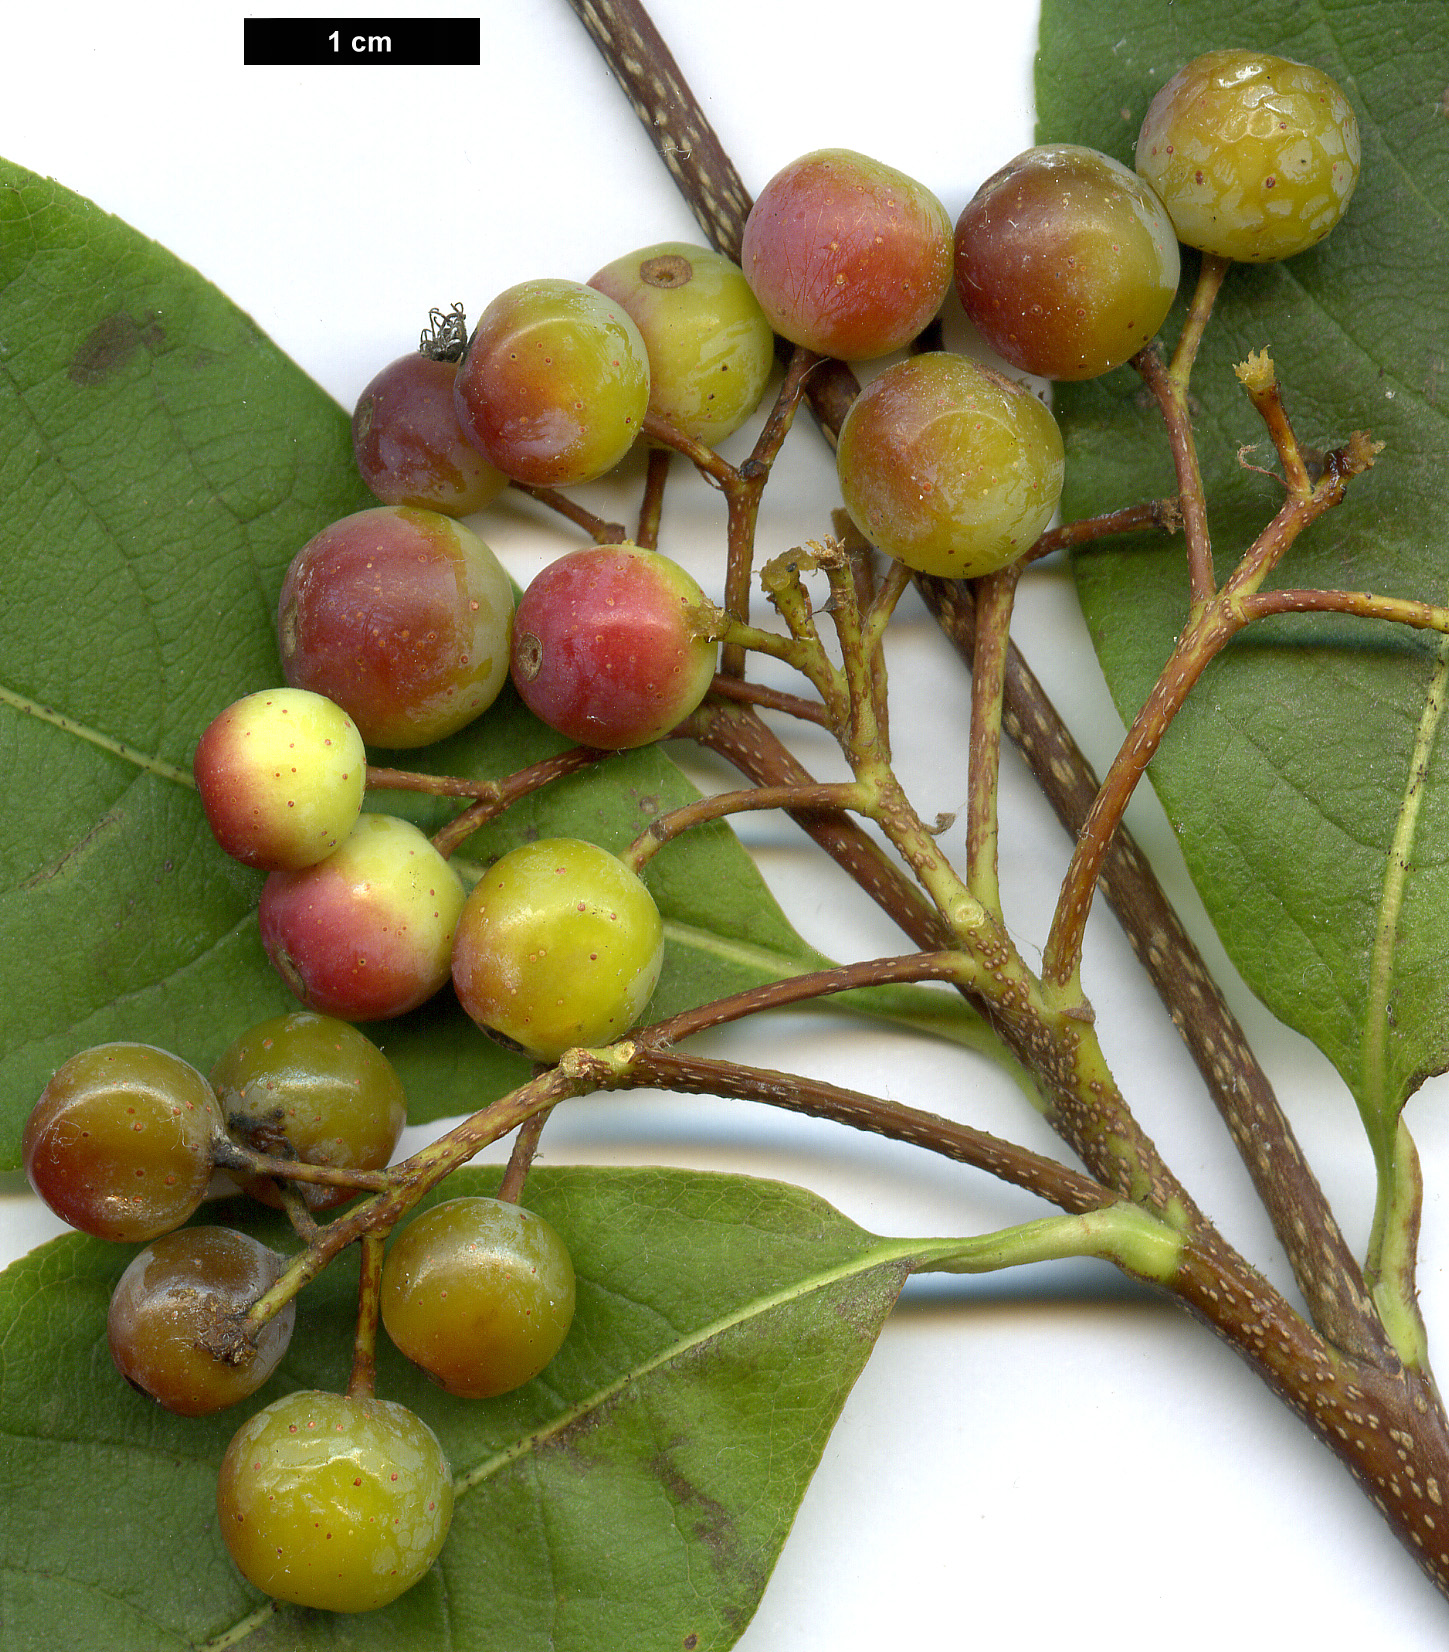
3 2 1449 1646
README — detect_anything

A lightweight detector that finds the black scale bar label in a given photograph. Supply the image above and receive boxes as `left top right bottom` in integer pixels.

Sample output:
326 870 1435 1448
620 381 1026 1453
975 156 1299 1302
245 18 480 65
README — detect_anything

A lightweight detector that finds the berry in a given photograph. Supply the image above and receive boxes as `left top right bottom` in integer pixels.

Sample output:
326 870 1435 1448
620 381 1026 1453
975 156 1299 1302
107 1226 295 1415
352 350 508 515
258 813 466 1022
277 505 514 750
193 688 367 872
451 837 665 1061
452 278 650 486
740 148 952 360
23 1044 223 1243
587 241 775 443
381 1196 576 1398
216 1389 453 1613
835 352 1064 578
953 144 1180 380
211 1012 408 1209
1135 50 1360 263
510 543 718 749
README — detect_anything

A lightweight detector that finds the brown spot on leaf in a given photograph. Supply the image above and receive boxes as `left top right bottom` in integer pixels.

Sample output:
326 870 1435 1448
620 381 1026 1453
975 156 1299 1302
68 311 165 385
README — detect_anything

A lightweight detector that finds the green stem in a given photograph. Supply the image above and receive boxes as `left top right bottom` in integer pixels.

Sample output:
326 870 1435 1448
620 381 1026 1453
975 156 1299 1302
916 1201 1186 1285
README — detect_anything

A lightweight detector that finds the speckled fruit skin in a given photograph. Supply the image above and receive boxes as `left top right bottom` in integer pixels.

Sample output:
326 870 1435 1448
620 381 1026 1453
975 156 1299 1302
107 1226 295 1415
510 543 718 750
1135 50 1360 262
451 837 665 1061
836 353 1064 578
211 1013 408 1210
23 1044 224 1243
381 1196 576 1398
453 278 650 486
588 241 775 443
258 814 466 1022
216 1389 453 1613
740 147 952 360
194 688 367 872
954 144 1180 380
352 351 508 515
277 505 514 750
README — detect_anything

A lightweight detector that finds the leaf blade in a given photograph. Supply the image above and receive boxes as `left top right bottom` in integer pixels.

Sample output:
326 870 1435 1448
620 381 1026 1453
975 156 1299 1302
0 1167 918 1651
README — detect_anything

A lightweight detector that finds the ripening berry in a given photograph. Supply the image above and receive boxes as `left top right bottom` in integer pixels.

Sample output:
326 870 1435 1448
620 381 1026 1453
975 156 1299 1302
194 688 366 871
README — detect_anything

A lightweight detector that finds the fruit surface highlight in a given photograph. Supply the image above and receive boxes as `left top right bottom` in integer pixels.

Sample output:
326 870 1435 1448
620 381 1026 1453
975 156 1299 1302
107 1226 295 1415
258 814 466 1021
954 144 1180 380
740 147 952 359
588 241 775 442
453 278 650 486
352 350 508 515
212 1012 408 1209
194 688 366 871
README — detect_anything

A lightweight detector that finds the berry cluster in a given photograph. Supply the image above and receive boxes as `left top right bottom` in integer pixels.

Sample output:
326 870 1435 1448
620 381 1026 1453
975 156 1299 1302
22 1020 576 1611
22 44 1363 1617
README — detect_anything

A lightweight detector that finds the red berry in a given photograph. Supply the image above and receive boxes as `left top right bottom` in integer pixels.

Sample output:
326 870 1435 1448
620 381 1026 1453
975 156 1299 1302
510 544 718 749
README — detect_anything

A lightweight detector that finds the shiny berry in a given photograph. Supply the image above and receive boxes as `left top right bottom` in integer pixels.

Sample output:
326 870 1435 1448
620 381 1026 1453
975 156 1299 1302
836 352 1064 578
741 148 952 359
451 837 665 1061
453 278 650 486
381 1196 576 1398
211 1013 408 1209
107 1226 295 1415
258 814 466 1022
278 505 514 750
510 543 718 749
193 688 366 872
954 144 1180 380
1136 50 1360 262
217 1389 453 1612
588 242 775 443
23 1044 223 1243
352 350 508 515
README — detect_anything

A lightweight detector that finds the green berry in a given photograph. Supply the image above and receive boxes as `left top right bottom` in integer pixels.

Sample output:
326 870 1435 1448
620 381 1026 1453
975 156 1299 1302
211 1013 408 1210
381 1196 576 1397
217 1389 453 1612
588 242 775 443
835 353 1064 577
453 278 651 486
451 837 665 1061
1135 50 1360 263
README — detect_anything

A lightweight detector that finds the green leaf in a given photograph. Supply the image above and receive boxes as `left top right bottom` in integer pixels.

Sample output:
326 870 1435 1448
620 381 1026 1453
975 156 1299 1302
0 156 991 1165
1036 0 1449 1139
0 1166 918 1650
